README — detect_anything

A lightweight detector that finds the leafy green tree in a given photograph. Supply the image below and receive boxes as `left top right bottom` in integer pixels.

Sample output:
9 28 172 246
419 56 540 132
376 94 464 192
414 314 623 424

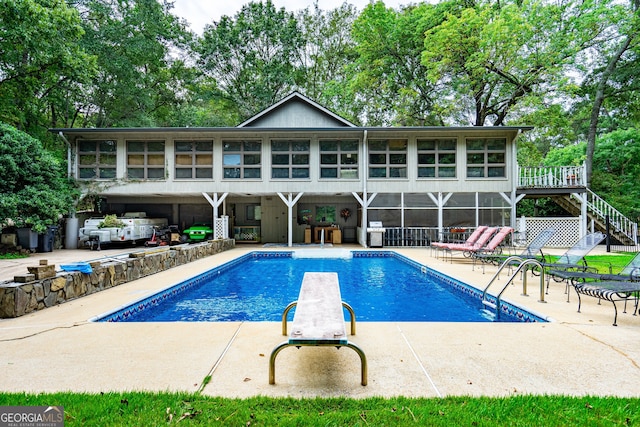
76 0 193 127
297 2 359 120
421 0 603 126
347 1 461 126
196 0 305 119
0 123 79 232
591 129 640 221
577 0 639 185
0 0 96 134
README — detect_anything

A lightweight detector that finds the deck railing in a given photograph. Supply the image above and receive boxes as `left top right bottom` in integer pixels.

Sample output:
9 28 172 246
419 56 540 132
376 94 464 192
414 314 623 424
518 165 586 188
517 164 637 245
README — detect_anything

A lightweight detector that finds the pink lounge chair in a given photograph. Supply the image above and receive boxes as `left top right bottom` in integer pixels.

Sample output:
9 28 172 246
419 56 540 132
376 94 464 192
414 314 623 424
470 227 515 270
431 226 488 256
439 226 502 263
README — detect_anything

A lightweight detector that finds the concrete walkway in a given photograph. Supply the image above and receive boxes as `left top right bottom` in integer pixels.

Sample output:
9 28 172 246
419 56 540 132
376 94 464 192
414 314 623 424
0 246 639 397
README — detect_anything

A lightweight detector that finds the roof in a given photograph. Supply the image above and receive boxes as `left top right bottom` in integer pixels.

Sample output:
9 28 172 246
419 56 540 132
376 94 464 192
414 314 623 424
237 91 357 128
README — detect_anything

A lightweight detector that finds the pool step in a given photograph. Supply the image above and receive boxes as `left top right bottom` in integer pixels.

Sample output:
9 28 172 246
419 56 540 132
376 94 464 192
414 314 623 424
482 300 497 310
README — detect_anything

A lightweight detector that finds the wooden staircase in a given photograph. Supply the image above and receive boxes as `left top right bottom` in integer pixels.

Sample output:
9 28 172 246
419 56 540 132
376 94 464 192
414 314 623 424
552 189 638 245
517 165 638 246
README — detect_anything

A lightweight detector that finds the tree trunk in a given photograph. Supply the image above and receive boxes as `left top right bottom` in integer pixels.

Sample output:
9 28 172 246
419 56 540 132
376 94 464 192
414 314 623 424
585 35 634 186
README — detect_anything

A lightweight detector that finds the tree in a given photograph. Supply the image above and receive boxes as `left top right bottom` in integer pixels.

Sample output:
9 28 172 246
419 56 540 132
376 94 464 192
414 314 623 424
420 0 602 126
350 1 444 126
0 123 79 232
76 0 193 127
297 2 359 120
0 0 96 134
196 0 305 119
580 1 639 185
591 129 640 221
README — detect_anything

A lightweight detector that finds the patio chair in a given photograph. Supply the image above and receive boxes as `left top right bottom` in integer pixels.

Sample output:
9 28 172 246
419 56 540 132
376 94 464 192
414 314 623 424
430 225 488 257
572 280 640 326
439 226 500 263
473 227 555 272
550 250 640 285
540 232 606 297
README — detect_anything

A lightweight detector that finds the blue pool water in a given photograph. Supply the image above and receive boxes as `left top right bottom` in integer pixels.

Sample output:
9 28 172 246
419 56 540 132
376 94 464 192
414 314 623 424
95 251 545 323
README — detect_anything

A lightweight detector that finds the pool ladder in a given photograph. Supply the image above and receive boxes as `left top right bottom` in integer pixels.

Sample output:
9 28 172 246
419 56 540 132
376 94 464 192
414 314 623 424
481 256 546 314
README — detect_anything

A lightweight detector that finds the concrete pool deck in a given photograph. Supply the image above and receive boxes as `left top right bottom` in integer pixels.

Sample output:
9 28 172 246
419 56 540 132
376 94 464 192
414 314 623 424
0 245 639 398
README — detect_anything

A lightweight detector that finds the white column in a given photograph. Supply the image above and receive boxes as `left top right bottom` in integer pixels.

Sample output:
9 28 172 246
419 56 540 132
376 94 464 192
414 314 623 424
277 192 303 247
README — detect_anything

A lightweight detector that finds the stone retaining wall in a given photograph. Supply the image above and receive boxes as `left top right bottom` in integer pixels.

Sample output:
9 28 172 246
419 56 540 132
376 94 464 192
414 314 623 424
0 239 235 318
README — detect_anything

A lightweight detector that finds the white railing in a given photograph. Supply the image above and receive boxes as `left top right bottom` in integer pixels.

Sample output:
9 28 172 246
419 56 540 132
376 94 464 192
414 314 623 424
518 165 586 188
583 189 638 245
517 165 637 245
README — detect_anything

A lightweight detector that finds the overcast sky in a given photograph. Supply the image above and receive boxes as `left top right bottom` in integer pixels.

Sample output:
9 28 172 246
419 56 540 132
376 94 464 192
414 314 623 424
171 0 407 34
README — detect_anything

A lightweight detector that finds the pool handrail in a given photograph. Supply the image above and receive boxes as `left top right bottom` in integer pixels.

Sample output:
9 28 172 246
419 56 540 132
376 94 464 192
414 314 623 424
482 256 546 313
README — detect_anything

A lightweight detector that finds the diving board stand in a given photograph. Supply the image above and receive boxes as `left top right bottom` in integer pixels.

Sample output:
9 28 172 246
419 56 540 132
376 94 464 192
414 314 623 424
269 272 367 386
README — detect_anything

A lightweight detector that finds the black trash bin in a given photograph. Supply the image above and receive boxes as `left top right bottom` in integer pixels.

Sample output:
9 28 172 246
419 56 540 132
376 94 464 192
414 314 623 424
37 226 58 253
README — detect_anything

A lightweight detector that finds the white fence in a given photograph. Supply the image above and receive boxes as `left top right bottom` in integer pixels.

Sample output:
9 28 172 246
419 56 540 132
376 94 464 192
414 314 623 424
516 217 583 248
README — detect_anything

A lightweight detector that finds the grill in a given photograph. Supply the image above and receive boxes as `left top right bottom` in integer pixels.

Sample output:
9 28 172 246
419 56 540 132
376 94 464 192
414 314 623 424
366 221 386 248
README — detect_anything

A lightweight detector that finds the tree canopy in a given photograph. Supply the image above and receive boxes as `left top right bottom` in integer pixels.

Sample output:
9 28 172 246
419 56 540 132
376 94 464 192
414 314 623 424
0 0 639 221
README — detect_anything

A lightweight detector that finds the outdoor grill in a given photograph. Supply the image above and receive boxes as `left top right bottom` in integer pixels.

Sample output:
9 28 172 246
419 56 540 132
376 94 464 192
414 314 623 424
366 221 386 248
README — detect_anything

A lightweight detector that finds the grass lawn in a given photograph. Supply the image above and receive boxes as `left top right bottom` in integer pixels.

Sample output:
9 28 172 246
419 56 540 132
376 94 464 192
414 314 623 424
548 252 637 274
0 393 638 426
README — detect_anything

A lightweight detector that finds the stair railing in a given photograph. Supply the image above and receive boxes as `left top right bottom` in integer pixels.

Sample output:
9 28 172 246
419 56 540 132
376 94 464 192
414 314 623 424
581 189 638 245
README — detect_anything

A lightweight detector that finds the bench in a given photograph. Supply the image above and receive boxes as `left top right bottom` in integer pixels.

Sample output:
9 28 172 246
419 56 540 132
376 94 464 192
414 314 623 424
268 272 367 386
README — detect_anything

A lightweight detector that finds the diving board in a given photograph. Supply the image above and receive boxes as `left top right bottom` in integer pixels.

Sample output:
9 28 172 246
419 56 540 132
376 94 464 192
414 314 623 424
268 272 367 386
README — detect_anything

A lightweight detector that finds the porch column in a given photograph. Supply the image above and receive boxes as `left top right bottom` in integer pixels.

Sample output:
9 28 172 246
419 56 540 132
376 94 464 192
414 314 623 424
500 191 525 229
202 193 229 224
571 192 588 237
427 192 452 242
352 191 377 247
277 192 304 247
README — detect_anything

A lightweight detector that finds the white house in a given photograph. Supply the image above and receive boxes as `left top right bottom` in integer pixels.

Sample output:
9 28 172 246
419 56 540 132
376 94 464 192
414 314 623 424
53 92 535 247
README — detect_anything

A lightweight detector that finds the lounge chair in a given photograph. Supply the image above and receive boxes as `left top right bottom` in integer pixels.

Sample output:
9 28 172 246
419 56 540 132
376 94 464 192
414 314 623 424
550 251 640 285
431 225 488 257
471 227 514 256
473 227 555 272
572 280 640 326
439 226 504 263
540 232 606 297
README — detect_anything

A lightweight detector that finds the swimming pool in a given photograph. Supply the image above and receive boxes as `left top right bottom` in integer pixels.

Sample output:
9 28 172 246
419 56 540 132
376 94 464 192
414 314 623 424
92 251 546 323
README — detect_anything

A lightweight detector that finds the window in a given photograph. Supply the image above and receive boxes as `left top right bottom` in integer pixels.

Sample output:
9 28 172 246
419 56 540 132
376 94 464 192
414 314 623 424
127 140 165 179
320 139 359 179
271 140 310 179
223 140 261 179
78 140 117 179
368 139 407 178
466 138 506 178
175 141 213 179
417 139 456 178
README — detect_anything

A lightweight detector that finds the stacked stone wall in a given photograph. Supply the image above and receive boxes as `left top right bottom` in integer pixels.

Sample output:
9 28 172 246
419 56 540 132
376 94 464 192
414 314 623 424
0 239 235 318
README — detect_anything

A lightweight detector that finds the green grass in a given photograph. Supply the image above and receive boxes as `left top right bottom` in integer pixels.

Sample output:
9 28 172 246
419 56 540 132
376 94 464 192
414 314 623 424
548 252 637 274
0 393 638 426
0 252 29 260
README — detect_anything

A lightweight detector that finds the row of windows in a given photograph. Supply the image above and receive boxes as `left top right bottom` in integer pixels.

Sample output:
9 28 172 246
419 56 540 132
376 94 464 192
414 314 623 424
77 138 506 180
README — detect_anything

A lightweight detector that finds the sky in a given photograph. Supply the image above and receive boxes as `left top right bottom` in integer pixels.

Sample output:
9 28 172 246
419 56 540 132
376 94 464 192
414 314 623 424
171 0 407 34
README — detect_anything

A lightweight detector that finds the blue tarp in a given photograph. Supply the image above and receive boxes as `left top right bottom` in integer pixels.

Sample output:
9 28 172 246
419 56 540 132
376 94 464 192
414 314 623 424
60 263 93 274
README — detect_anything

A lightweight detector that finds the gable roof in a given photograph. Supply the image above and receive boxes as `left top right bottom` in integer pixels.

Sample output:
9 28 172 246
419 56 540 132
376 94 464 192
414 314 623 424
237 91 357 128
